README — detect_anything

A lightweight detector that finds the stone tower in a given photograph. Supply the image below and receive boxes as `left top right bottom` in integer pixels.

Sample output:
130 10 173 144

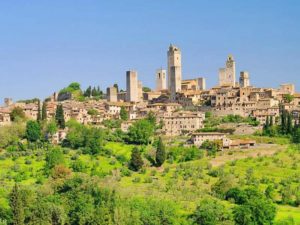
219 54 236 87
4 98 13 107
156 68 167 91
126 70 138 102
106 86 118 102
239 71 250 88
168 44 182 100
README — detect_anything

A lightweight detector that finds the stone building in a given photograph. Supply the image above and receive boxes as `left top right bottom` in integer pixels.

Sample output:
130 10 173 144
239 71 250 88
280 83 295 95
168 44 182 100
191 132 231 148
219 55 236 87
4 98 13 107
126 70 138 102
156 68 167 91
181 78 206 91
138 81 143 101
0 109 11 126
159 111 205 136
106 86 118 102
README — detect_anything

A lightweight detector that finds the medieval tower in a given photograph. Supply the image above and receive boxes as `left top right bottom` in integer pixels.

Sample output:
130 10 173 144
239 71 250 88
126 70 138 102
156 68 167 91
168 44 182 100
219 54 236 87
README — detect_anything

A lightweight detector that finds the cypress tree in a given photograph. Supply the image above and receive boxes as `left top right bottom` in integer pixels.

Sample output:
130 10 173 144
41 101 47 121
129 147 143 171
287 112 293 135
55 105 65 129
37 100 42 123
156 137 166 167
10 183 24 225
281 110 287 134
269 116 273 127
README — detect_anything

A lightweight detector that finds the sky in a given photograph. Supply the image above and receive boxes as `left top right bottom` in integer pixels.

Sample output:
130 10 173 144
0 0 300 102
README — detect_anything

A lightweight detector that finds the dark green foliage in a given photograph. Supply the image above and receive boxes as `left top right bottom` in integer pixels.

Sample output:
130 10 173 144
127 119 154 145
71 159 87 172
10 107 26 121
155 137 166 167
63 121 105 155
232 187 276 225
120 106 129 121
201 140 222 156
36 100 41 123
84 85 102 98
55 105 65 129
41 101 47 121
25 120 41 142
9 184 24 225
292 128 300 143
191 197 231 225
83 85 92 97
129 147 144 171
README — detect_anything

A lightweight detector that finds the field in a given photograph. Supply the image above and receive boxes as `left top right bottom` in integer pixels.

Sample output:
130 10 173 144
1 136 300 223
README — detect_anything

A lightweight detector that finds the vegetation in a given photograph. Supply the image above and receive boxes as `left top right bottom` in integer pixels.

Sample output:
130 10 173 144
55 105 65 129
1 114 300 224
10 107 25 122
120 106 129 121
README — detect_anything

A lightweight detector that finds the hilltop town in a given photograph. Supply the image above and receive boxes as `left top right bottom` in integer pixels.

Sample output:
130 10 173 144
1 44 298 147
1 45 300 224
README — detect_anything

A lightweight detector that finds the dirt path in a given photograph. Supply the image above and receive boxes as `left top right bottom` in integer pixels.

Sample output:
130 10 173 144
210 144 287 167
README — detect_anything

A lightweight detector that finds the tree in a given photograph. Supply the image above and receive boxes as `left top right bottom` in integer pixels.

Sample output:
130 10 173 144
55 105 65 129
68 82 81 90
292 127 300 143
10 184 24 225
41 101 47 121
10 107 26 121
92 87 97 96
142 87 151 92
191 198 231 225
127 119 154 145
37 100 42 123
146 111 156 126
84 86 92 97
155 137 166 167
44 147 65 174
287 113 293 135
212 174 236 199
120 106 128 121
45 120 58 140
129 147 144 171
283 94 294 103
25 120 41 142
232 187 276 225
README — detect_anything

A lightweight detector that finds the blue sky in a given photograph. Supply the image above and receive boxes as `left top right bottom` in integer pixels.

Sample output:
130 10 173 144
0 0 299 101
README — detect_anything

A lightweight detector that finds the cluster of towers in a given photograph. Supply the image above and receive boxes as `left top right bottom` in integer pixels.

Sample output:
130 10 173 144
219 55 250 88
124 44 184 102
107 44 251 103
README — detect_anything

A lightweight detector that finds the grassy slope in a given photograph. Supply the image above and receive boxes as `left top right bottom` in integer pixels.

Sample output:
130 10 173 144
0 140 300 222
